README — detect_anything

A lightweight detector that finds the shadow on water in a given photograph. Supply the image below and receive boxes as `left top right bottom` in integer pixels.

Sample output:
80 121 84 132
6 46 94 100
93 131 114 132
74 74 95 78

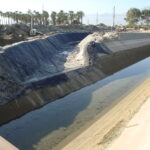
0 57 150 150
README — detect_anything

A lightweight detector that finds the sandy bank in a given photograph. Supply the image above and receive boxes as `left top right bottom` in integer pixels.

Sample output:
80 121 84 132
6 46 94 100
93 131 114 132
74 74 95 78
106 96 150 150
0 136 19 150
57 77 150 150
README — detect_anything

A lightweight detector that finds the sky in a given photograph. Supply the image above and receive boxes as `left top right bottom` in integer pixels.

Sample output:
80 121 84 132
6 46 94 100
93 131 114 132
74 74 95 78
0 0 150 25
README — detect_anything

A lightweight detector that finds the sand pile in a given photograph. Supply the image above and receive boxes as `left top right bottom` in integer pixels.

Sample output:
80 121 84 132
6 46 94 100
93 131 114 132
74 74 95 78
64 32 118 69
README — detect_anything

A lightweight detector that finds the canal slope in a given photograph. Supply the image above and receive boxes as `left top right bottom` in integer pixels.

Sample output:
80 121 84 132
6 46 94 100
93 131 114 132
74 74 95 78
0 32 150 125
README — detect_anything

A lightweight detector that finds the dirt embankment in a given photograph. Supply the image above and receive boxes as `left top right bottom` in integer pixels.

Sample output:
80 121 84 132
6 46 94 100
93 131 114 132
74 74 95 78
56 77 150 150
0 24 30 46
0 24 109 46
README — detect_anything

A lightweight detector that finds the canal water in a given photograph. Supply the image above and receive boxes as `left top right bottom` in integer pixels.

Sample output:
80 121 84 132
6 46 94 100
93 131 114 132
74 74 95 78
0 57 150 150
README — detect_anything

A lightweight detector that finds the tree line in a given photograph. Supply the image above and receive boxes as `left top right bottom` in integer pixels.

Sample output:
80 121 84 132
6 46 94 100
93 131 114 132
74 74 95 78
0 10 84 26
125 8 150 27
51 11 84 25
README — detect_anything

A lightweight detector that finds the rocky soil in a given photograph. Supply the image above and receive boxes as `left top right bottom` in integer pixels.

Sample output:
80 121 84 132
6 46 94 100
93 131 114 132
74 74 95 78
0 24 110 46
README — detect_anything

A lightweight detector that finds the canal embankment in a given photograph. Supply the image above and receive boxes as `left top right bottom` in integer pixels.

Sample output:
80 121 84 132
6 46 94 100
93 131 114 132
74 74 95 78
0 32 150 126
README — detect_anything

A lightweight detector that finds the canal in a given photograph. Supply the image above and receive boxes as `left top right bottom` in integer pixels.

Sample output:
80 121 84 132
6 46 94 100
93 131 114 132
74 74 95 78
0 57 150 150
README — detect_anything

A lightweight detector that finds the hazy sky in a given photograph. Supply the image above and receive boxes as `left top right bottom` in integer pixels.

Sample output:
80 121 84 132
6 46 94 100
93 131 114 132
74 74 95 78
0 0 149 25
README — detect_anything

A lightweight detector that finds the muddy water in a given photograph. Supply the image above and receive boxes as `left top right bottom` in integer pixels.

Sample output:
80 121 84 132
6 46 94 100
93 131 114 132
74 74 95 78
0 57 150 150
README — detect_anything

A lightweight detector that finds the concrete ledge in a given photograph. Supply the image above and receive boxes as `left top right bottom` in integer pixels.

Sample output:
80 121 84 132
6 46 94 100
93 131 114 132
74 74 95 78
58 77 150 150
0 136 19 150
105 38 150 52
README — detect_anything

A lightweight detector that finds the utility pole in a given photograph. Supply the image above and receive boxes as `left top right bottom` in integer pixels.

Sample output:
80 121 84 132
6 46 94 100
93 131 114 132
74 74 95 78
42 4 44 12
112 6 115 28
96 11 99 25
42 2 44 25
31 14 33 30
87 19 90 25
42 0 45 12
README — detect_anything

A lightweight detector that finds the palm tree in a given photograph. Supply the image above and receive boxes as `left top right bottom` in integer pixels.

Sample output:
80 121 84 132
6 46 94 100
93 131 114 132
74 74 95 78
0 11 2 25
68 11 74 24
11 12 16 24
37 12 42 25
57 10 69 25
57 10 64 25
51 11 57 25
8 12 14 24
42 11 49 26
63 12 69 24
18 11 23 23
14 11 20 24
27 9 33 28
5 12 11 24
76 11 85 24
33 11 41 25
